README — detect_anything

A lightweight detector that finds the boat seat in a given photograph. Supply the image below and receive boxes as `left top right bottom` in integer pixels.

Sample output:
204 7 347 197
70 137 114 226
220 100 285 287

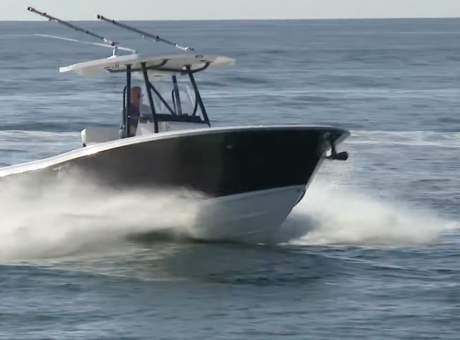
81 127 120 147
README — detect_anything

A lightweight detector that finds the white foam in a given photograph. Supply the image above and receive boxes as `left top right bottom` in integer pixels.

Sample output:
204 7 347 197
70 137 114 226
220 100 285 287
349 130 460 148
281 179 457 247
0 176 205 262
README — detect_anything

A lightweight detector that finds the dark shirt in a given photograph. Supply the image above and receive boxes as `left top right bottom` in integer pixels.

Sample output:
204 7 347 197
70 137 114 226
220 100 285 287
126 104 140 128
118 104 140 138
120 104 152 138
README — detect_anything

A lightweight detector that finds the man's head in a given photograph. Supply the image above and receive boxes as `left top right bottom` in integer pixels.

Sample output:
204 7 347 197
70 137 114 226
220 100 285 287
130 86 143 108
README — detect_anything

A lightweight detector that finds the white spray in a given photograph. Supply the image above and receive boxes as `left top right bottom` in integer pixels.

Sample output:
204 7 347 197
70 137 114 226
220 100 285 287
281 179 457 247
0 175 205 261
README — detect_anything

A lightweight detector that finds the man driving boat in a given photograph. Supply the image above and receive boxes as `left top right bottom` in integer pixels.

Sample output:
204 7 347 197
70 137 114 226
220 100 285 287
120 86 153 137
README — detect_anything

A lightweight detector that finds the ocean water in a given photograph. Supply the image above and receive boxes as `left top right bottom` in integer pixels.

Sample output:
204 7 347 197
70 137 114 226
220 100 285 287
0 18 460 339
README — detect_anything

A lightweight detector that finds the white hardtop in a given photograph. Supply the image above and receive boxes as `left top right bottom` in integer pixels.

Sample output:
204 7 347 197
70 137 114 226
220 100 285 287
59 54 236 78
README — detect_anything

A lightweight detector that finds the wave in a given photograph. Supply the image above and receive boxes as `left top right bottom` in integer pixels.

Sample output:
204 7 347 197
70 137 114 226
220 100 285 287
205 88 460 99
349 130 460 148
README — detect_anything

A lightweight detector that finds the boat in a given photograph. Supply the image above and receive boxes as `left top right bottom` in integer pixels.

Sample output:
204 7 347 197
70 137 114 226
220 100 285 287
0 7 351 243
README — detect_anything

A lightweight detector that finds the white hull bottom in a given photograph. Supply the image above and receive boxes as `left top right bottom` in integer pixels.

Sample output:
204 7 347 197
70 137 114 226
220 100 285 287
186 185 307 244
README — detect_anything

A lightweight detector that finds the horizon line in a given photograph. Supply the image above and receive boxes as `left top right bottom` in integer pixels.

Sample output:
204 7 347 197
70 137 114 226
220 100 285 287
1 16 460 22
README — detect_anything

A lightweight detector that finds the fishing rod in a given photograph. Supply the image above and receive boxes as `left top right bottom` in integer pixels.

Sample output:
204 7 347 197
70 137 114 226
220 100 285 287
27 7 119 47
96 14 194 52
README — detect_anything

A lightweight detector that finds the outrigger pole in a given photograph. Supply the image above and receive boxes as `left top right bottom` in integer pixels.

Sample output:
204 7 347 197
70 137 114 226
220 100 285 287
28 7 119 47
26 6 137 57
96 14 194 52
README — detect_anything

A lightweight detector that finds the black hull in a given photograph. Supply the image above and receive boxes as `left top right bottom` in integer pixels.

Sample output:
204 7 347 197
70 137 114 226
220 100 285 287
0 126 349 197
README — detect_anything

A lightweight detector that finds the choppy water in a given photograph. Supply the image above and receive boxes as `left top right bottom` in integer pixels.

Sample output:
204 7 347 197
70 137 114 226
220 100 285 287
0 18 459 339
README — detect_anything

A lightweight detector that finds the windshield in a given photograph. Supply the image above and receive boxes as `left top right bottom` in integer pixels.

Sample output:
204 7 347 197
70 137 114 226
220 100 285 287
143 77 200 117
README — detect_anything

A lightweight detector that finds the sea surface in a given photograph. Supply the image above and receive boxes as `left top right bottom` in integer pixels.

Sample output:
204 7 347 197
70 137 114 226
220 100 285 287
0 18 460 339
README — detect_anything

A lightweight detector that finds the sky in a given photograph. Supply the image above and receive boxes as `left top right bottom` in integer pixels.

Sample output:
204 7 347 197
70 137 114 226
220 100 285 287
4 0 460 21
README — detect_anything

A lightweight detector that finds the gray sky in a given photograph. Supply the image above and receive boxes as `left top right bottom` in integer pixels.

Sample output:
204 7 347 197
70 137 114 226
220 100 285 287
5 0 460 20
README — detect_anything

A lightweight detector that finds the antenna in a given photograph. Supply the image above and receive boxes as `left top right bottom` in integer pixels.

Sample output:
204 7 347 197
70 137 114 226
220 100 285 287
27 7 136 56
96 14 194 52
